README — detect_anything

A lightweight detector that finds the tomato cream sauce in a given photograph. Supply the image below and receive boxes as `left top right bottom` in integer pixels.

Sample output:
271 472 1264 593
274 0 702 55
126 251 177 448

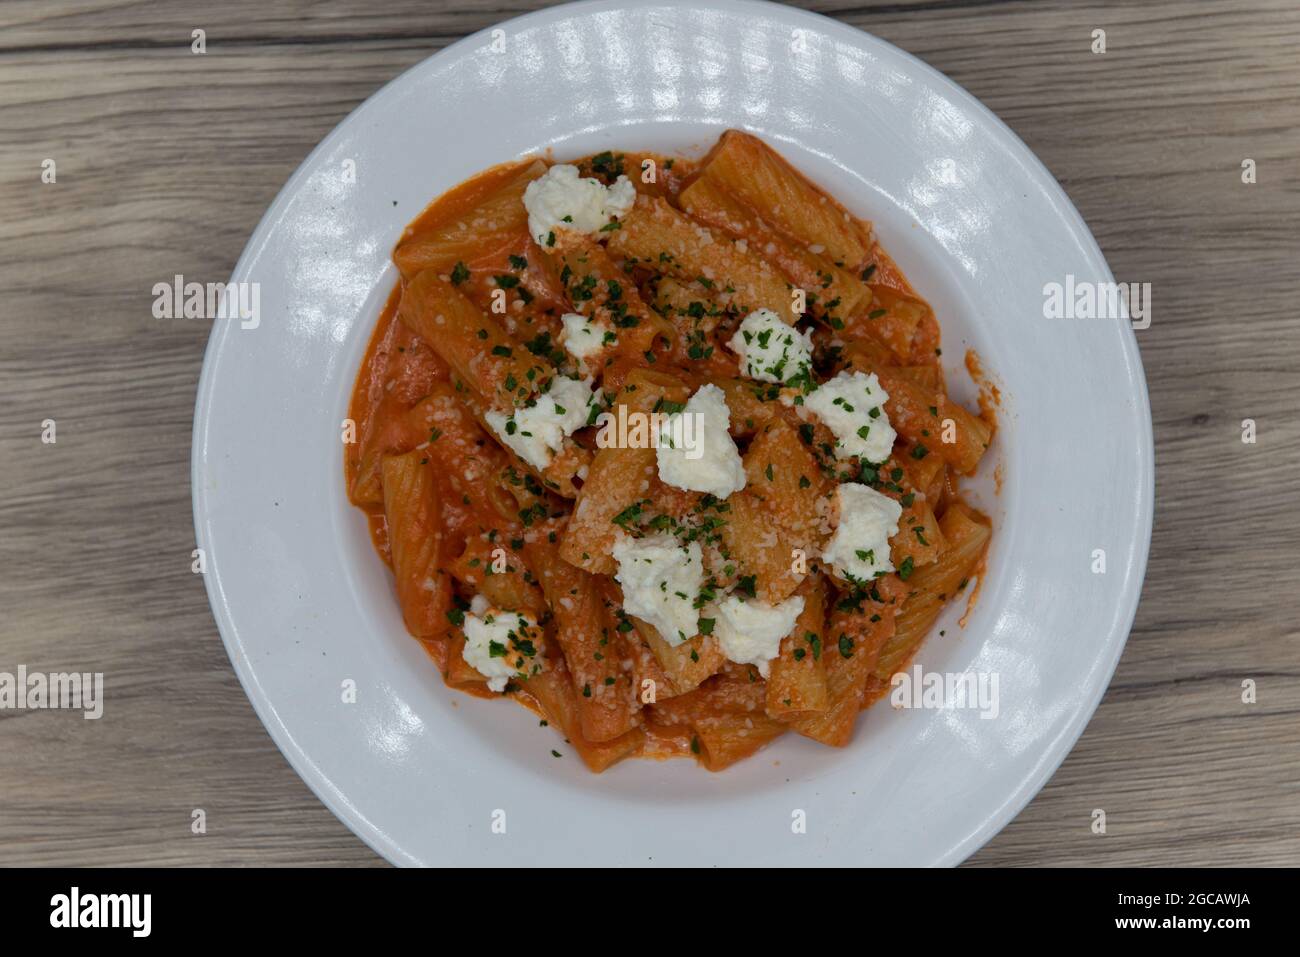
344 147 997 765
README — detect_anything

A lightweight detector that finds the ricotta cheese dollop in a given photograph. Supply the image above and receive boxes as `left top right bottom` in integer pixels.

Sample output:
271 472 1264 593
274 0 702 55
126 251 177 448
523 164 636 247
820 482 903 584
461 603 544 692
727 308 814 384
655 383 747 498
560 311 611 365
799 370 897 464
708 593 806 678
485 374 597 471
612 533 704 646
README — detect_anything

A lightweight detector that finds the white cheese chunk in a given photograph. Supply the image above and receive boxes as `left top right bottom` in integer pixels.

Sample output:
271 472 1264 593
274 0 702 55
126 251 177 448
708 593 805 678
560 311 610 364
798 370 896 464
522 164 636 246
655 383 747 498
461 603 544 693
726 308 814 384
821 482 903 584
485 374 596 470
612 533 703 646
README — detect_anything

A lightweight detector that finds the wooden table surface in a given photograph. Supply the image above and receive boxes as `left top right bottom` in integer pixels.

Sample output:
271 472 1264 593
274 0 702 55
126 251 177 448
2 0 1297 867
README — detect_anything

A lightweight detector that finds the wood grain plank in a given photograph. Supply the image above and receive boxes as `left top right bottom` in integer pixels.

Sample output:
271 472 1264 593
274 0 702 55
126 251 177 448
1 0 1297 867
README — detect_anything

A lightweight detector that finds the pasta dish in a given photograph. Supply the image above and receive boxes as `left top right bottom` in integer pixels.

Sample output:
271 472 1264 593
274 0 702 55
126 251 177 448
345 131 994 771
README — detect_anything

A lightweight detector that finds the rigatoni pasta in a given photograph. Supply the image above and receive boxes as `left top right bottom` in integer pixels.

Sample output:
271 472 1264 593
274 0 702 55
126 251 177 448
345 131 996 772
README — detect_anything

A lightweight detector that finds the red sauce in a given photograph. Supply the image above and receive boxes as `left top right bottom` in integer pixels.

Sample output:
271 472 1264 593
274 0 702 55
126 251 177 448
965 348 1002 424
344 146 998 769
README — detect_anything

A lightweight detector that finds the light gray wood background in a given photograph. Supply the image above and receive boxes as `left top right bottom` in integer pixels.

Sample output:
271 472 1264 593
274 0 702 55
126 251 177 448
1 0 1297 867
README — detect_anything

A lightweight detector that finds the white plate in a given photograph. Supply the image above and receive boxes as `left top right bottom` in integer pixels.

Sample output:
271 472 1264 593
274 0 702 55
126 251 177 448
193 0 1152 866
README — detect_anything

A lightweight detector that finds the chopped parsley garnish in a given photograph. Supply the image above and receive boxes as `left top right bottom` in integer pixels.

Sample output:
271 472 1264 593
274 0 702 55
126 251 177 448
590 150 625 179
